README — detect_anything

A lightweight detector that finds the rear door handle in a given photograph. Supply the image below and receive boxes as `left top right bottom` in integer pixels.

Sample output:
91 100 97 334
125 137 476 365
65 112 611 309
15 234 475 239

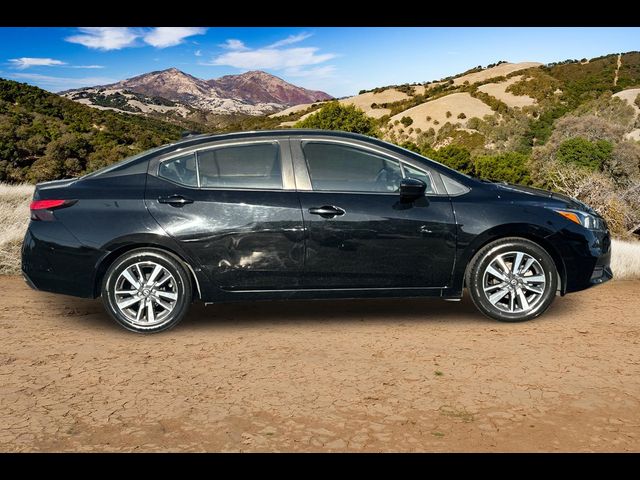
308 205 346 218
158 195 194 206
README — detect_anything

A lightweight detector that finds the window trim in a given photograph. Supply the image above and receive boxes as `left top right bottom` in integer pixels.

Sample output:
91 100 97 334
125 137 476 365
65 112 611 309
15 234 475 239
154 140 290 191
296 138 442 195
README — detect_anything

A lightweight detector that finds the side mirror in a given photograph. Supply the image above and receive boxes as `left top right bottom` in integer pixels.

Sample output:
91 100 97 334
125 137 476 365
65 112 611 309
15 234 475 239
399 177 426 201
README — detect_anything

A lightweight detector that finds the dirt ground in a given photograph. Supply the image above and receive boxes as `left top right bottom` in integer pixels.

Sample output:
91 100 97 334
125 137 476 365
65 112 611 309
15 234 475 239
1 275 639 452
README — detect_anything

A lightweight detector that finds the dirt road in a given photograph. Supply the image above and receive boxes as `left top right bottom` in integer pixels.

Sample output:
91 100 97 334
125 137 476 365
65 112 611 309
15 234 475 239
1 276 639 452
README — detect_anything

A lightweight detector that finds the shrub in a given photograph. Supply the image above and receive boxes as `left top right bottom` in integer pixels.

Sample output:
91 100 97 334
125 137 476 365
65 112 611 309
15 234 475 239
556 137 614 171
295 102 379 137
446 111 452 118
423 145 474 174
458 112 467 119
474 152 532 185
426 116 432 122
400 116 413 127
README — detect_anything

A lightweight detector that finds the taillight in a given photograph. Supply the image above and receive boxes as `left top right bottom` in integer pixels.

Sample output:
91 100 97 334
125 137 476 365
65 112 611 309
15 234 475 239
30 199 77 221
30 199 77 211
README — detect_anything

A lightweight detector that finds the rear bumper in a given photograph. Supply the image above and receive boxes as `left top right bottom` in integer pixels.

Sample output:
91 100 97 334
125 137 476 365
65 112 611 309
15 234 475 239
21 224 101 299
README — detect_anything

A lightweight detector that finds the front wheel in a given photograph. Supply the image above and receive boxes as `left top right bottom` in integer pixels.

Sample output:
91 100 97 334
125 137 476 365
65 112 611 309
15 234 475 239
102 249 192 333
466 238 558 322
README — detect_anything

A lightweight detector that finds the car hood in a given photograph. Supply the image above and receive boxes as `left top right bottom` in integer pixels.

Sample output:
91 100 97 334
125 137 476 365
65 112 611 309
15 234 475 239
493 182 595 214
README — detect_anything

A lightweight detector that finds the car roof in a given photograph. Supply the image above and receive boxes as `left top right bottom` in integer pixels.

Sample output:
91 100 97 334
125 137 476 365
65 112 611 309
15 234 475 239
171 129 377 147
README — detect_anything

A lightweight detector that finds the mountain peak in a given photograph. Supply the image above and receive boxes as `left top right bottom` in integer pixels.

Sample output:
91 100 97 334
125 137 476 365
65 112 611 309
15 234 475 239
208 70 332 106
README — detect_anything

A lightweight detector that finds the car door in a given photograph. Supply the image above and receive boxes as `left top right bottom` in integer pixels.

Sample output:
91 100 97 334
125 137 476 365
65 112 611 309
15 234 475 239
291 138 456 289
145 138 305 293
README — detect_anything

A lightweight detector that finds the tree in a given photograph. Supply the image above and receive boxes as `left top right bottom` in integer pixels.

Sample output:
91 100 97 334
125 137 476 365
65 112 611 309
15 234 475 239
556 137 614 171
474 152 532 185
295 102 379 137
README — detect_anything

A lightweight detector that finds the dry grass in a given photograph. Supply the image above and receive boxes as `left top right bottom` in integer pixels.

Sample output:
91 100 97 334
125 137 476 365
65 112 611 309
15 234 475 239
0 183 34 275
452 62 543 86
339 88 412 119
610 239 640 280
387 92 494 138
0 183 638 280
477 75 536 108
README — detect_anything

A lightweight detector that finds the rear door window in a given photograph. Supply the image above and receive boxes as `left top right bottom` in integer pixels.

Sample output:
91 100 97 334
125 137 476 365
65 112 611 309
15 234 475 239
197 143 282 190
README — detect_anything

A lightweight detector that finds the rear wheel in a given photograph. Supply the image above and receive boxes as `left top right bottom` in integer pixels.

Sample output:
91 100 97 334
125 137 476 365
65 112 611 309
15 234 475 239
466 238 558 322
102 249 192 333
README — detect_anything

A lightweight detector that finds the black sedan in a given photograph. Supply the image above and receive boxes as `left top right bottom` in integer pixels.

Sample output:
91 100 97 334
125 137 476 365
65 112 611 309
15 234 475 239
22 130 612 333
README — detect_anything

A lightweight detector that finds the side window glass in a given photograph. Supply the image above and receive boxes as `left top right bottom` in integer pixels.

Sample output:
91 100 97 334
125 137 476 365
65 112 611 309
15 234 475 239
158 153 198 187
403 163 435 194
197 143 282 189
302 142 402 193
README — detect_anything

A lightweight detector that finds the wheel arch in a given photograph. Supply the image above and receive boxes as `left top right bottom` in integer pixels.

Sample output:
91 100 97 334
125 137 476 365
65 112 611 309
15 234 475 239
457 224 567 296
93 239 204 300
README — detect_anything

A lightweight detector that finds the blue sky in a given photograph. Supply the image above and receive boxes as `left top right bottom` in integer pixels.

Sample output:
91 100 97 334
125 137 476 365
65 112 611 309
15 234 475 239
0 27 638 97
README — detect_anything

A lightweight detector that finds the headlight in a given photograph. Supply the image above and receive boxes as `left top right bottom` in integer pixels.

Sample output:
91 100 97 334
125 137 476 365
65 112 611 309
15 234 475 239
551 208 604 230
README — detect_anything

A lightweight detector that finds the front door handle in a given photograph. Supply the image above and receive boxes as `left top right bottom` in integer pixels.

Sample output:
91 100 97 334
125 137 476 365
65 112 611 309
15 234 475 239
158 195 194 206
308 205 346 218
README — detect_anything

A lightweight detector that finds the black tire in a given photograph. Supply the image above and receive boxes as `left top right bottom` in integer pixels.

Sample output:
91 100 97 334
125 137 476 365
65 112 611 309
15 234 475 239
101 248 192 333
466 237 558 322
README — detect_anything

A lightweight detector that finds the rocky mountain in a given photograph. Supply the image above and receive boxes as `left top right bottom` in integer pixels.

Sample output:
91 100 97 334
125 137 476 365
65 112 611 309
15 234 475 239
209 70 331 107
60 68 332 116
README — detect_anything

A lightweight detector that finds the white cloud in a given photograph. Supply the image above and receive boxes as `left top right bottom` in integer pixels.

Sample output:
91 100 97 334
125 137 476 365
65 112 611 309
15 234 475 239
9 57 66 69
71 65 105 69
284 65 336 78
209 33 336 79
194 49 202 57
143 27 207 48
66 27 139 51
266 32 312 49
212 46 335 70
6 72 116 92
219 39 248 51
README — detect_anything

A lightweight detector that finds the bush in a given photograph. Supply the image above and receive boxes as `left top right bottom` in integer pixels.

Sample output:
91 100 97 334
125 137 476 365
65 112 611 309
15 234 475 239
423 145 474 174
400 116 413 127
474 152 532 185
458 112 467 119
446 111 452 118
556 137 614 171
295 102 379 137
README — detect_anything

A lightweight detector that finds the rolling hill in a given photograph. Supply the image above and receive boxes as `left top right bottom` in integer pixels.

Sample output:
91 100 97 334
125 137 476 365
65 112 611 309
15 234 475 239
0 78 183 183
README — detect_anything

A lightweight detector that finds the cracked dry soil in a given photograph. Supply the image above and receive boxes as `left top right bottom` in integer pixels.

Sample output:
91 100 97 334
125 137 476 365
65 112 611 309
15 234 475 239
1 276 639 452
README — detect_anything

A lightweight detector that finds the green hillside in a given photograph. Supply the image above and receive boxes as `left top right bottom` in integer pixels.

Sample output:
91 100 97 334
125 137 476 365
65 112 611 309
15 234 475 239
0 78 183 183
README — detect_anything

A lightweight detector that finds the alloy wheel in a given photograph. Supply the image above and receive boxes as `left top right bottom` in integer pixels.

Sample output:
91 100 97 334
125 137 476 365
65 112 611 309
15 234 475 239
113 261 179 327
482 251 546 314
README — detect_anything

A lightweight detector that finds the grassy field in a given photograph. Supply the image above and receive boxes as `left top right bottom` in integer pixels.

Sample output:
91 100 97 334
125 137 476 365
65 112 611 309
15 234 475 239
1 183 639 279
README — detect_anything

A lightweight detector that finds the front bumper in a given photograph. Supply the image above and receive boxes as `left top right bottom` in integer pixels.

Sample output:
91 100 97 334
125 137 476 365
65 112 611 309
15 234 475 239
547 225 612 294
